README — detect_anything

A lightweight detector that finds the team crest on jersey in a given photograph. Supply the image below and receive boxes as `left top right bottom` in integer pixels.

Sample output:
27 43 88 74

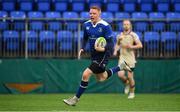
86 26 90 30
98 27 102 32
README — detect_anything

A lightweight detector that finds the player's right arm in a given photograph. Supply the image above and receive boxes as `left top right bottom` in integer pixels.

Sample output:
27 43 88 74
78 49 84 59
78 23 88 59
113 34 122 56
81 23 88 51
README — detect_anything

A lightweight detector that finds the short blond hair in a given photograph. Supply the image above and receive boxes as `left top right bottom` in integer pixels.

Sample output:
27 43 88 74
90 6 101 12
123 19 132 25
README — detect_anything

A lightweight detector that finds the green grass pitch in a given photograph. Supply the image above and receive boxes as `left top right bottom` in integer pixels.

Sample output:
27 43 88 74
0 94 180 111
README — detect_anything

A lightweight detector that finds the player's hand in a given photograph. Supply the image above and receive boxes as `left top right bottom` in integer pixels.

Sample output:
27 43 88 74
94 45 105 52
122 44 133 49
113 51 117 56
78 49 84 59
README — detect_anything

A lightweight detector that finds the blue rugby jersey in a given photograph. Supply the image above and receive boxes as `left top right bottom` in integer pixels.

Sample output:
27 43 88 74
82 19 114 65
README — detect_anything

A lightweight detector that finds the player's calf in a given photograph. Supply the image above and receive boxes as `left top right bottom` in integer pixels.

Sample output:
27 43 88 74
128 85 135 99
124 84 130 94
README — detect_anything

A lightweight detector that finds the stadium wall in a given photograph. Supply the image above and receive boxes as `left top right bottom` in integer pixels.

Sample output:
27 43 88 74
0 59 180 94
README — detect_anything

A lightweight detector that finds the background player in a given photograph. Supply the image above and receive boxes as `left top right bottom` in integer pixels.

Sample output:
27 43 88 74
113 19 143 99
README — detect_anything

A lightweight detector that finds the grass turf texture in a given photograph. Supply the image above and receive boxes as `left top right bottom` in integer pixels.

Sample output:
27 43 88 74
0 94 180 111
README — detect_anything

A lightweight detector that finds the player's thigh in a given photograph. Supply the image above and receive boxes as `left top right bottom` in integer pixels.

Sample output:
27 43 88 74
118 70 125 77
82 68 93 81
95 72 108 82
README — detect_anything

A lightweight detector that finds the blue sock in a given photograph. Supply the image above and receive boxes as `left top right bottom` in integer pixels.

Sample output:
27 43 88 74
110 66 121 74
76 81 88 98
106 66 120 79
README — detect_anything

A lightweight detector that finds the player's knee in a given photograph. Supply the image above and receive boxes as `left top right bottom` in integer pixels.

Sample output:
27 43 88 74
130 84 135 88
127 75 133 80
97 78 106 82
82 75 88 81
82 73 91 81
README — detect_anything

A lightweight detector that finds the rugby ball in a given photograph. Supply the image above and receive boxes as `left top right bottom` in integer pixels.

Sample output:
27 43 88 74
95 37 107 48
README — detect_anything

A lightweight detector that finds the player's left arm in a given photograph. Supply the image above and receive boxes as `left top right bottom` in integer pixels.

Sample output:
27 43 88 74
104 25 114 53
95 25 114 52
131 39 143 49
81 24 88 50
126 33 143 49
78 24 88 58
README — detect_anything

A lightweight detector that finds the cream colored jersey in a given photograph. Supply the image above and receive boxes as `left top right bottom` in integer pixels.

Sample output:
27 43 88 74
117 31 140 68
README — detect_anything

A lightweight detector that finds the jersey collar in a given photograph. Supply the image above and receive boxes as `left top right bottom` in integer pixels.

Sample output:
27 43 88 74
90 19 102 27
123 30 132 35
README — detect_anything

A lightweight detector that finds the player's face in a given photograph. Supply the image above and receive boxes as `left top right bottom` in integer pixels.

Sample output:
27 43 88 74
89 9 100 24
123 20 131 31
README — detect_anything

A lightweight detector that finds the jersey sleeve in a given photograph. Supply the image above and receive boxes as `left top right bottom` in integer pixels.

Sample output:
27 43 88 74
116 32 123 45
104 25 114 55
104 25 113 39
133 32 140 41
82 23 88 50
